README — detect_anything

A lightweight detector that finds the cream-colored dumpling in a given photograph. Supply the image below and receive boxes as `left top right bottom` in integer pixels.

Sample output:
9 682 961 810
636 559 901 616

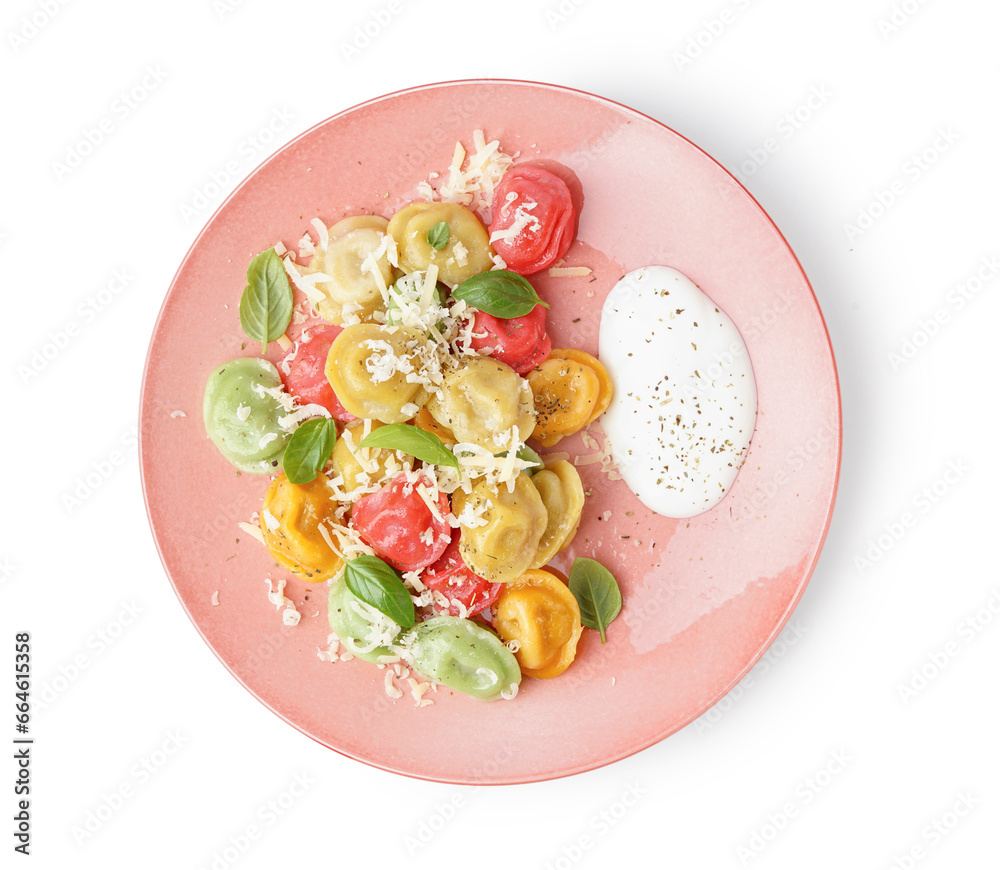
427 357 535 450
306 216 393 324
329 215 391 239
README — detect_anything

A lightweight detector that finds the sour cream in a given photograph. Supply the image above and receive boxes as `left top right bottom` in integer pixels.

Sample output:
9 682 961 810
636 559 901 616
599 266 757 518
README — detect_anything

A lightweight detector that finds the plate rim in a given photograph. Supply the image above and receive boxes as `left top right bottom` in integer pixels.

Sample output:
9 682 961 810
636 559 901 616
139 78 842 785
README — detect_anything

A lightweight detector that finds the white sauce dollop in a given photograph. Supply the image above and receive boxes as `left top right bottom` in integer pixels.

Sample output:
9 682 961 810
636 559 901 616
599 266 757 518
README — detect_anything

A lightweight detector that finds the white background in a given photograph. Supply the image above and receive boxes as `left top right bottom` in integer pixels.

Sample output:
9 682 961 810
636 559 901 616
3 0 998 867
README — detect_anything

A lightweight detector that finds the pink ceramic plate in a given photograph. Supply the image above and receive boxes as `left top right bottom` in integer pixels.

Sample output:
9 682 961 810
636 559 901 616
140 80 840 784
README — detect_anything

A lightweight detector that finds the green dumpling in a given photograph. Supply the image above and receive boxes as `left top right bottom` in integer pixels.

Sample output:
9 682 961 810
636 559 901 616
409 616 521 702
203 357 291 473
327 576 397 663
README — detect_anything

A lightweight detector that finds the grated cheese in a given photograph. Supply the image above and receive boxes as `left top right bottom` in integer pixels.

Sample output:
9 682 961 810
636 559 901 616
416 180 436 201
419 130 516 218
420 264 439 310
261 509 280 532
265 577 300 626
282 257 330 306
325 522 376 560
455 494 490 529
238 521 265 544
277 403 331 432
310 218 330 252
297 232 315 258
340 301 363 326
317 633 341 662
490 201 540 245
384 670 404 699
403 570 427 594
439 141 469 204
407 677 434 707
416 481 445 523
360 232 395 305
451 429 536 494
548 266 593 278
476 667 499 687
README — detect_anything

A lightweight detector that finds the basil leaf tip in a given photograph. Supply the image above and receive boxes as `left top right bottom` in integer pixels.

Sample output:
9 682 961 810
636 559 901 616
426 221 450 250
451 270 548 319
239 247 294 354
568 557 622 643
344 555 416 628
360 423 459 471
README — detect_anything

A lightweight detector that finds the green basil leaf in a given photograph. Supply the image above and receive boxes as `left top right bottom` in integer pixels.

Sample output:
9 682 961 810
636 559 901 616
238 248 294 354
426 221 450 250
360 424 459 471
344 555 415 628
451 270 550 319
568 557 622 643
282 417 337 484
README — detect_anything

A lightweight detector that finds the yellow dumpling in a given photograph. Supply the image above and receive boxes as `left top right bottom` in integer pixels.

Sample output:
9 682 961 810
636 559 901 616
453 474 546 584
529 460 585 568
330 420 401 494
493 569 583 679
387 202 493 287
427 357 535 451
261 474 345 582
526 349 613 447
325 323 430 424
